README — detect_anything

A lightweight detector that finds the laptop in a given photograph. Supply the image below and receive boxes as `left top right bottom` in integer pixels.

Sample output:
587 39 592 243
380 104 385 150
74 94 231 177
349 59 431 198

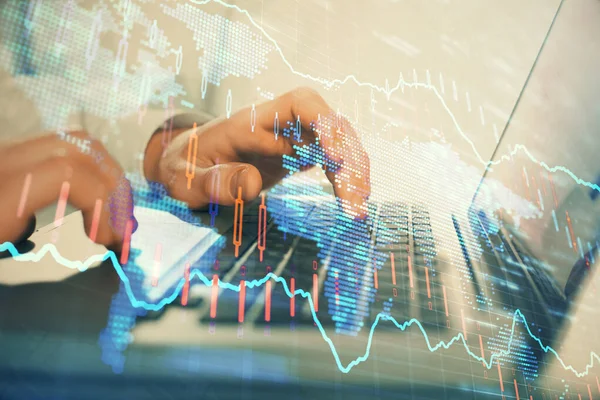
1 2 599 399
0 179 509 400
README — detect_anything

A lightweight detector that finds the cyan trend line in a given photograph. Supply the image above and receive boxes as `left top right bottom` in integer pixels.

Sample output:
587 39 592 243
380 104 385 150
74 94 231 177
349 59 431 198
2 241 598 377
187 0 600 195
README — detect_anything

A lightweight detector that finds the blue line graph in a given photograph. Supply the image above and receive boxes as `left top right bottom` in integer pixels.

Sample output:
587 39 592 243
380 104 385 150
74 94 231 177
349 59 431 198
2 241 599 377
187 0 600 195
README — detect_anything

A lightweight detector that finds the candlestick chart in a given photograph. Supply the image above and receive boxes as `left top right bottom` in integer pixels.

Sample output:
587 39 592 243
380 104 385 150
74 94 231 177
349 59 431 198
2 0 600 399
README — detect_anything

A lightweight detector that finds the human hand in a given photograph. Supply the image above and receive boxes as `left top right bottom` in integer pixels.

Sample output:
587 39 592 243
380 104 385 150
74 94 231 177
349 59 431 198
144 88 371 219
0 131 136 250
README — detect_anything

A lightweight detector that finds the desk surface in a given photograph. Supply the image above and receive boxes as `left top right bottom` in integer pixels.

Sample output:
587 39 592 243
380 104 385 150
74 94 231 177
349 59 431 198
0 210 108 286
0 211 469 400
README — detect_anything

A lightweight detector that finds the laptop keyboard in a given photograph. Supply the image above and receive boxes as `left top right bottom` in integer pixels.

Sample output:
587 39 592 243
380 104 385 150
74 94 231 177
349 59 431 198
138 198 449 332
370 203 447 331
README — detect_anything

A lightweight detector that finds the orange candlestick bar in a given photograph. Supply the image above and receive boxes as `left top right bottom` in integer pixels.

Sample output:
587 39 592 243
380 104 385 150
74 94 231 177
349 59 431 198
531 176 540 207
497 361 504 393
152 243 162 287
461 308 468 340
89 199 103 243
479 334 485 366
596 376 600 393
119 219 134 265
373 268 379 290
233 186 244 257
425 267 431 298
265 280 272 322
185 123 199 189
181 262 191 306
238 280 246 323
514 379 520 400
257 194 267 262
442 285 449 317
522 170 531 201
587 384 592 400
290 277 296 317
17 173 32 218
313 273 319 312
407 255 414 288
210 274 219 318
540 169 548 195
548 172 558 208
566 211 578 251
54 181 70 227
390 252 397 285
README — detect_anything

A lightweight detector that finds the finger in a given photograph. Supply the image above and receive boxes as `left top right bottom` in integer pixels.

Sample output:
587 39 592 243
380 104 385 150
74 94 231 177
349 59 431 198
0 131 136 243
12 215 36 244
253 88 349 160
168 162 263 209
0 131 122 184
256 88 371 218
0 158 134 249
106 173 138 239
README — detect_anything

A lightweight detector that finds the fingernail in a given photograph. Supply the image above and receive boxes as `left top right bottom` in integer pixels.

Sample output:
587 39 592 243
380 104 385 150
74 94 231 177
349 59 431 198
229 167 249 199
341 199 368 221
354 208 368 221
108 177 136 237
130 216 139 234
341 200 353 217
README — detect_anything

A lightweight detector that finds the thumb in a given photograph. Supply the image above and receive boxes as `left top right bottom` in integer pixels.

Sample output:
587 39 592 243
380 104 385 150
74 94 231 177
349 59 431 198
182 162 263 209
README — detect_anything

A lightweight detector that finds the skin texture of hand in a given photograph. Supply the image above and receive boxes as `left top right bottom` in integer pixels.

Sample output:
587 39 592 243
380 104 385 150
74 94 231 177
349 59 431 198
0 131 136 250
144 88 371 219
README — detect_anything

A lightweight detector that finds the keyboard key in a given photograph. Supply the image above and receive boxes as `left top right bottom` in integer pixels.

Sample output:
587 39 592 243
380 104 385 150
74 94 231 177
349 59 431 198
256 236 323 326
